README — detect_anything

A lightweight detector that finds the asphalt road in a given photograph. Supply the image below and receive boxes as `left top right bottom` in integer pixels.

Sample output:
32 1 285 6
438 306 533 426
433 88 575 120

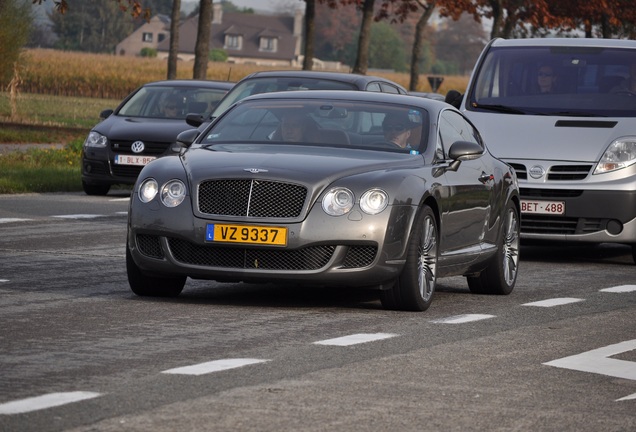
0 191 635 432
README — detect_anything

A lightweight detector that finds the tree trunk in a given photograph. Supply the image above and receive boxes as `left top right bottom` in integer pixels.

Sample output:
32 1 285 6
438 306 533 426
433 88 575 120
193 0 213 79
352 0 375 75
167 0 181 79
302 0 316 70
409 1 436 91
490 0 504 39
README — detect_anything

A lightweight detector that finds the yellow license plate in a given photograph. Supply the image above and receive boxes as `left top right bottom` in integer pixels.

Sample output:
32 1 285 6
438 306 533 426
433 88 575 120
206 223 287 246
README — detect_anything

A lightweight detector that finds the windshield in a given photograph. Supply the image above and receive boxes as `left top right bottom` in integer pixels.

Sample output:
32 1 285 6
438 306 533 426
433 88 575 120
117 85 228 119
201 98 428 153
469 45 636 117
211 77 358 119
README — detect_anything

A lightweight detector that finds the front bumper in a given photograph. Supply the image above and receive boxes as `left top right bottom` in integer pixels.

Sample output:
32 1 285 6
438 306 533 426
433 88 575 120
519 188 636 243
127 196 418 287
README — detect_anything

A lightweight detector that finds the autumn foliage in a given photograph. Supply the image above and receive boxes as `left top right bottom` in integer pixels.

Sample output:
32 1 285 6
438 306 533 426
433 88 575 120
31 0 152 21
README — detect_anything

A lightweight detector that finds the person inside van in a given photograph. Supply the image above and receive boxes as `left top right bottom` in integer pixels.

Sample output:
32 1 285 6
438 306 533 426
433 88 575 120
610 60 636 93
537 64 558 93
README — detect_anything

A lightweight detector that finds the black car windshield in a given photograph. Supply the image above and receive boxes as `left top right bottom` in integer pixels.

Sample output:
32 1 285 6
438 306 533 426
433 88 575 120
117 85 228 119
211 77 358 119
469 45 636 117
201 98 428 153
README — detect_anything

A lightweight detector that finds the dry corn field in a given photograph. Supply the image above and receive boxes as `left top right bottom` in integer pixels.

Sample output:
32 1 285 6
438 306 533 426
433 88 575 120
4 49 468 99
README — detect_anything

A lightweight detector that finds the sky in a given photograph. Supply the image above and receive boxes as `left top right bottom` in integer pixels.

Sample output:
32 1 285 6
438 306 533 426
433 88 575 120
217 0 304 13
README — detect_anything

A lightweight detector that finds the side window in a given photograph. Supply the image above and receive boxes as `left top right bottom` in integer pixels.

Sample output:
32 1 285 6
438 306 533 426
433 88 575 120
438 110 482 158
366 82 382 92
380 83 400 94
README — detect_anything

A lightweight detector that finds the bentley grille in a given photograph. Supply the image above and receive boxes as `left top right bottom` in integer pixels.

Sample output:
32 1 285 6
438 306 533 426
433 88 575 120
198 179 307 218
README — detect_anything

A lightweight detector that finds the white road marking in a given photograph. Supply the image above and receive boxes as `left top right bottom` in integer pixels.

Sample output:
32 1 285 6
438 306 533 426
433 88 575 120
616 393 636 402
543 339 636 381
430 314 495 324
522 298 584 307
161 358 270 376
0 279 8 283
52 214 105 219
313 333 397 346
0 218 32 224
0 391 101 415
600 285 636 293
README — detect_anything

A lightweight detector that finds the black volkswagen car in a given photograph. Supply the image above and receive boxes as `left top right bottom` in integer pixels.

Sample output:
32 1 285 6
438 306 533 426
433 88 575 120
80 79 234 195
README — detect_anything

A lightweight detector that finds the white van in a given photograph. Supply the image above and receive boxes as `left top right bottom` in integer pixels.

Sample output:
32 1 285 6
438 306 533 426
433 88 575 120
451 38 636 263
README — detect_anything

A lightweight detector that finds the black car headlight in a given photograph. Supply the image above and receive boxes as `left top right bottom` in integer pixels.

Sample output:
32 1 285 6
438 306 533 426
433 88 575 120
84 131 107 148
139 178 159 203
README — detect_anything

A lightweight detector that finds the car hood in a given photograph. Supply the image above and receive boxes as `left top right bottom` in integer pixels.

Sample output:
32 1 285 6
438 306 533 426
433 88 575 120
95 116 195 142
466 112 635 162
182 145 421 185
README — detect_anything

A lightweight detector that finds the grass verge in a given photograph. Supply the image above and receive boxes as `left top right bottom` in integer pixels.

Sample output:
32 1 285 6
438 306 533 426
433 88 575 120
0 140 84 193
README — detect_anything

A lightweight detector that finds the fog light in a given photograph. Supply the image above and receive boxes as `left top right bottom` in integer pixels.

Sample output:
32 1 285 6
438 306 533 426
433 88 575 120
606 220 623 235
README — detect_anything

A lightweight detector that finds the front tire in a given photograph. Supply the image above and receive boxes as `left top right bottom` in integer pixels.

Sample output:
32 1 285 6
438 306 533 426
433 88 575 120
467 201 520 295
126 245 186 297
82 181 110 196
381 205 438 311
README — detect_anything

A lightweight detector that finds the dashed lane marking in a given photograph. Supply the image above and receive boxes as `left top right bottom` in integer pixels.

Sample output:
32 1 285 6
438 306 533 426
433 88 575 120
522 298 584 307
600 285 636 293
0 218 32 224
313 333 398 346
616 393 636 402
52 214 106 219
0 391 101 415
430 314 495 324
161 358 270 376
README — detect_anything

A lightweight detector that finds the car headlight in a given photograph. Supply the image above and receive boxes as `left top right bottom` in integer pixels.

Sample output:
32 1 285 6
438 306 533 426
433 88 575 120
360 189 388 215
139 178 158 203
594 137 636 174
322 187 354 216
84 131 107 148
161 179 187 207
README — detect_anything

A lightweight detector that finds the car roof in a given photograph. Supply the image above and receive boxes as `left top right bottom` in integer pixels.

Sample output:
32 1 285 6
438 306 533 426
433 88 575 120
237 70 407 91
236 89 451 114
491 37 636 49
142 79 235 89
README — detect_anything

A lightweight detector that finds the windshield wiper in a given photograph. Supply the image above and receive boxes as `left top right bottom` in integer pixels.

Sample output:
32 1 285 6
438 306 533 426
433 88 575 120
472 103 526 115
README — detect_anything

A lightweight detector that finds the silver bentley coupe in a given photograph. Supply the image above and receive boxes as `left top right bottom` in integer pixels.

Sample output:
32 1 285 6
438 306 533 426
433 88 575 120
126 90 520 311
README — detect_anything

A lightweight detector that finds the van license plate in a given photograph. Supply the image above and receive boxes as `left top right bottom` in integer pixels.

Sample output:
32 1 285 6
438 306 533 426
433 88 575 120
521 200 565 215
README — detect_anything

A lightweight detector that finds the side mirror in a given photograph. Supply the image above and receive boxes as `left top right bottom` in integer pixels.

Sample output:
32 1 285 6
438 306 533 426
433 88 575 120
448 140 483 160
100 109 114 119
444 90 463 109
447 140 483 171
186 113 205 127
175 128 200 149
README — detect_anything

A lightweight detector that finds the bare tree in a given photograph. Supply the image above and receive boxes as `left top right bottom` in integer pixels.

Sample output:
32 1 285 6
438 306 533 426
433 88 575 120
352 0 375 74
167 0 180 79
302 0 316 70
193 0 213 79
409 1 437 91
